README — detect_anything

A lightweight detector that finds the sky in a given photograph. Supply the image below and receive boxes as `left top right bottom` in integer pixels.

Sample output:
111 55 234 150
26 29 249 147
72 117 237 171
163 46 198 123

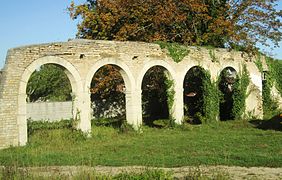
0 1 282 69
0 0 85 69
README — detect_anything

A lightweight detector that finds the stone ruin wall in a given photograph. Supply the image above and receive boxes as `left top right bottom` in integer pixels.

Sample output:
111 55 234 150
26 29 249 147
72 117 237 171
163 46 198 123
0 39 265 149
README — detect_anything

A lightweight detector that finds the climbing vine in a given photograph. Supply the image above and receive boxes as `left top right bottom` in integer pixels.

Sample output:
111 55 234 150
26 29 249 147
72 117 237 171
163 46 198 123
202 71 219 123
184 66 218 124
165 78 175 116
155 41 190 63
262 57 282 118
254 53 263 73
231 64 250 119
265 57 282 96
164 76 176 127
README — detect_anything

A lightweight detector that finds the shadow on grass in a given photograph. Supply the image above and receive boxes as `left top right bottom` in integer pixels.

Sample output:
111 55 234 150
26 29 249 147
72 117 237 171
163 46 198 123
250 114 282 131
91 116 125 128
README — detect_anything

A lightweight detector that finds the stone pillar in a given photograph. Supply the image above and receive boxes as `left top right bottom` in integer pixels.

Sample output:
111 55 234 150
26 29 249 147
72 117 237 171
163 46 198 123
75 91 91 134
17 93 27 146
125 90 142 129
172 83 184 124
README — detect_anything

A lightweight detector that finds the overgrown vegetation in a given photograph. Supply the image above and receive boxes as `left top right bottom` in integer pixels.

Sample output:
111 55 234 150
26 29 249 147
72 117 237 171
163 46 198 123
231 65 250 119
254 53 263 73
184 66 218 124
27 119 72 135
265 57 282 96
0 120 281 167
207 47 218 62
155 41 190 62
202 74 219 122
262 57 282 119
27 64 72 102
164 77 175 128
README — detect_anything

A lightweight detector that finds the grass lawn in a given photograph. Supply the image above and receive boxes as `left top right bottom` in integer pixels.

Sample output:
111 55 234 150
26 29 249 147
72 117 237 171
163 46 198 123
0 119 281 167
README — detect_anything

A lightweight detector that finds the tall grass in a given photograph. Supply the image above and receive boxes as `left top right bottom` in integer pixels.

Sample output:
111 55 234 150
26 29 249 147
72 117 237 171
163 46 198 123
0 120 281 167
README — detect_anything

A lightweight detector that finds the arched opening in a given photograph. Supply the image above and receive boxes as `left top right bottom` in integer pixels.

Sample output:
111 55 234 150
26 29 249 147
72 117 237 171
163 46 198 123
90 64 126 127
18 57 81 146
218 67 238 120
27 64 72 103
141 66 171 127
183 66 207 124
26 63 73 123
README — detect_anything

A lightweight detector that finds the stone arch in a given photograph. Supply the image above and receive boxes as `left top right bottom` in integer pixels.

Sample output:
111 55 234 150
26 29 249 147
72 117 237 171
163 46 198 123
218 65 239 77
183 65 210 124
218 66 238 121
138 60 178 125
85 59 135 93
137 60 177 90
18 56 83 145
179 63 210 89
85 58 135 126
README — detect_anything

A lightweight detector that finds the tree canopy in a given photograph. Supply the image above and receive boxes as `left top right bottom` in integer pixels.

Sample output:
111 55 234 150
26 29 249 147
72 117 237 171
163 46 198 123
69 0 282 52
27 64 72 102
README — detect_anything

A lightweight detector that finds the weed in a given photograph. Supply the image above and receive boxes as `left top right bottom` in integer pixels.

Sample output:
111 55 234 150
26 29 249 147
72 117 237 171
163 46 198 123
155 41 190 62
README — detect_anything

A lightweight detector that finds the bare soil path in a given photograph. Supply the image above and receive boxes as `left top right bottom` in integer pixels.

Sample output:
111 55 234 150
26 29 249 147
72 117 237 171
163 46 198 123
3 165 281 179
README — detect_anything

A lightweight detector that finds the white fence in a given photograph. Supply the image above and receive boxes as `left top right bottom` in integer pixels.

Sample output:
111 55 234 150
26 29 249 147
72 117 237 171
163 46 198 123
27 101 72 121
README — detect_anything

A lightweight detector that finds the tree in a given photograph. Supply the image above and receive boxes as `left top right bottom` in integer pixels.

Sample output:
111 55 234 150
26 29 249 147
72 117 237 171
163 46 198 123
27 64 72 102
226 0 282 52
68 0 282 121
69 0 282 51
90 65 126 119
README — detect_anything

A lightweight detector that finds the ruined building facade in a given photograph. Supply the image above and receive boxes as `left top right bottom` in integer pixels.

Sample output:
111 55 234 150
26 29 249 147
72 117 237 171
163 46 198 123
0 40 265 149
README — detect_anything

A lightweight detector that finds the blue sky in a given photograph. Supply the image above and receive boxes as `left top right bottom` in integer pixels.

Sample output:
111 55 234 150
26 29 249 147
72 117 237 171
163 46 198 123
0 0 85 68
0 1 281 69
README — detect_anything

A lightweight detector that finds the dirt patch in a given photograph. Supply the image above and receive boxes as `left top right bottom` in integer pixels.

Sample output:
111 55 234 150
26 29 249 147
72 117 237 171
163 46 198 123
1 165 282 179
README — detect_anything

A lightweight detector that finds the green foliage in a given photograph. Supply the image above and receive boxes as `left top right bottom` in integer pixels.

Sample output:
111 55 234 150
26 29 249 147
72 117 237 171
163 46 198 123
262 57 282 118
27 119 89 142
27 119 72 135
231 65 250 119
92 118 122 127
26 64 72 102
208 48 218 62
254 53 263 73
202 76 219 122
142 66 170 124
266 57 282 96
164 77 175 121
183 66 206 123
119 121 135 134
184 67 218 123
153 119 175 128
155 41 190 63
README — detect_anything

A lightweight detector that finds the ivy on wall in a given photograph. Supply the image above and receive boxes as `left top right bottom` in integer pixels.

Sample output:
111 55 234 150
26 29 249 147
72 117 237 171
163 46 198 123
165 77 175 117
165 76 176 127
155 41 190 63
262 57 282 118
254 53 263 73
266 57 282 96
231 64 250 119
202 71 219 123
